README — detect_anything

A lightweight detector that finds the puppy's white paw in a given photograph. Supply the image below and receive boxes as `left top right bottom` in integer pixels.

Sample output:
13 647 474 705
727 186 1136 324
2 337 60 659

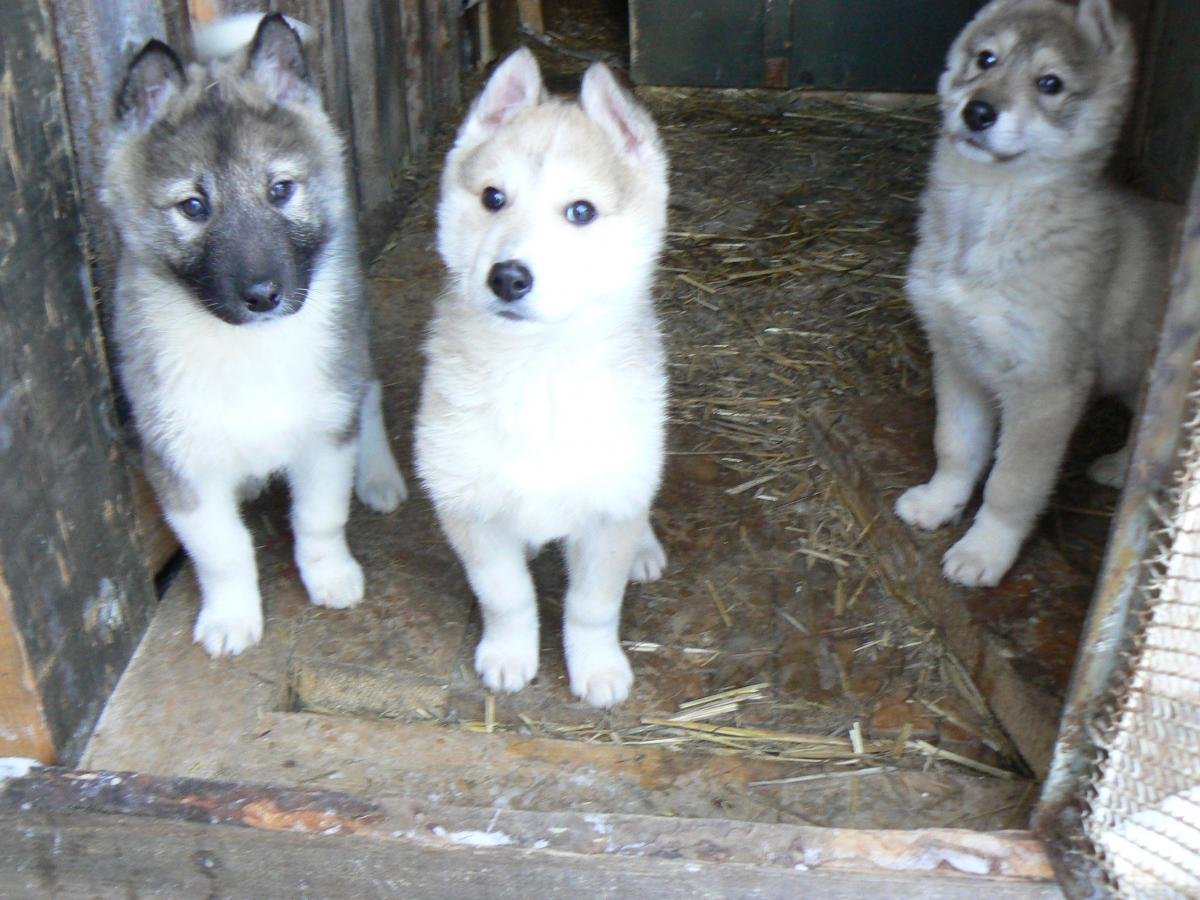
942 520 1021 587
567 644 633 708
1088 449 1129 490
300 552 365 609
475 633 539 693
194 597 263 657
355 470 407 514
629 531 667 583
895 482 966 531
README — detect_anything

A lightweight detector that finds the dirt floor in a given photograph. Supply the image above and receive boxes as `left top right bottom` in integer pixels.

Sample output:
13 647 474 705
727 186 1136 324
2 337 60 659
83 3 1127 833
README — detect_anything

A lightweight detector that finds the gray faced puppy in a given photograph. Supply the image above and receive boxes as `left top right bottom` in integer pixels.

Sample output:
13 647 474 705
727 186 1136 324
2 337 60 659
103 15 406 656
895 0 1179 586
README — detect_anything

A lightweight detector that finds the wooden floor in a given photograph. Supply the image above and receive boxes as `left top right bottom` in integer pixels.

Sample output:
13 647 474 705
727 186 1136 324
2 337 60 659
81 85 1121 847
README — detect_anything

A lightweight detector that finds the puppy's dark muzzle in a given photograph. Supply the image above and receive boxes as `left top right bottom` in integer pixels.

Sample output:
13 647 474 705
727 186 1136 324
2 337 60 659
488 260 533 303
963 99 998 132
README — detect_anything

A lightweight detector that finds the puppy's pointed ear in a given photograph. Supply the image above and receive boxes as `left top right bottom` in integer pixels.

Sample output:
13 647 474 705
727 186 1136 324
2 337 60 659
580 63 663 169
116 40 185 131
247 13 318 105
458 47 544 146
1076 0 1121 51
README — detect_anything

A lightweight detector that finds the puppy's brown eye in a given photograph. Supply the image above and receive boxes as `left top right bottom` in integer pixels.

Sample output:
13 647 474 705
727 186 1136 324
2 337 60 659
268 180 296 205
482 186 506 211
565 200 596 226
1037 74 1063 95
177 196 209 221
976 50 998 70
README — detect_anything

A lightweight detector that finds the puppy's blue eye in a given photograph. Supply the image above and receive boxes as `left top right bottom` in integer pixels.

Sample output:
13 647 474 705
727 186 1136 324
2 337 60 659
177 196 208 220
268 180 296 204
1037 74 1063 95
565 200 596 226
976 50 998 70
482 186 506 211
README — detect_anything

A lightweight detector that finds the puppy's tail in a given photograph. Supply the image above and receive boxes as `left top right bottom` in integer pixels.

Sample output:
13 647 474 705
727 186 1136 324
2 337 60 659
192 11 316 63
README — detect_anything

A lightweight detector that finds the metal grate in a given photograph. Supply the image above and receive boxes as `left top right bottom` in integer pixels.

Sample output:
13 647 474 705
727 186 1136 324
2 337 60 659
1084 366 1200 896
1036 169 1200 897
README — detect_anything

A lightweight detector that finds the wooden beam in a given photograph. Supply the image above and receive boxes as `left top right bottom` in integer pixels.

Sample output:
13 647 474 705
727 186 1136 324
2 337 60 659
517 0 544 34
0 568 55 763
1 768 1062 897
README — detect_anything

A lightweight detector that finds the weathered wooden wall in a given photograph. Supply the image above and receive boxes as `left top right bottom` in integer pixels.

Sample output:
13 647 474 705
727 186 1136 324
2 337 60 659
207 0 461 240
0 0 463 764
1128 0 1200 203
0 0 159 764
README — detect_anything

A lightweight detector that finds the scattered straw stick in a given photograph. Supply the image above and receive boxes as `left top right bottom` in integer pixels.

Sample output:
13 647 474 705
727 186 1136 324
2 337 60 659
484 694 495 734
748 766 889 787
669 701 742 722
849 721 865 755
908 740 1016 780
676 273 716 295
792 545 851 568
706 580 733 628
725 473 779 496
669 682 770 723
641 718 890 751
678 683 770 709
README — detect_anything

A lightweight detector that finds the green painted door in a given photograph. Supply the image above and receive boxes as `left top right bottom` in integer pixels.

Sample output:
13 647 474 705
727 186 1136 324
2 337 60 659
631 0 989 91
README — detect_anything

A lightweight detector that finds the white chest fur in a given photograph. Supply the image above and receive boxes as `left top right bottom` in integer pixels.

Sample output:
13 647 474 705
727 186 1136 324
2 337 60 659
417 312 666 543
126 291 354 483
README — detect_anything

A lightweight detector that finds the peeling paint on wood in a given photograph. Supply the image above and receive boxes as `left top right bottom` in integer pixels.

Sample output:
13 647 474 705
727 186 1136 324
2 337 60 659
2 768 384 835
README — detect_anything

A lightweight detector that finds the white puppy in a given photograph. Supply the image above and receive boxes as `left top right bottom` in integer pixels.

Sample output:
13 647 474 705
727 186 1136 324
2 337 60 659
415 49 669 707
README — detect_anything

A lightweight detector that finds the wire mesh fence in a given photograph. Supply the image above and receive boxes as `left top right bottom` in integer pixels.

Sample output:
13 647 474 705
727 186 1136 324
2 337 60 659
1037 172 1200 897
1083 362 1200 896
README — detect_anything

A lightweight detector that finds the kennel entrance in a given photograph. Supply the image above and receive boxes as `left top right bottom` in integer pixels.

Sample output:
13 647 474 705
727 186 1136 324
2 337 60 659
3 0 1200 895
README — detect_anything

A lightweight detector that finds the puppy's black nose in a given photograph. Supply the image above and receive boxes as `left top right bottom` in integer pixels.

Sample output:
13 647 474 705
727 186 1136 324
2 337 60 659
962 99 998 132
487 260 533 303
243 280 282 313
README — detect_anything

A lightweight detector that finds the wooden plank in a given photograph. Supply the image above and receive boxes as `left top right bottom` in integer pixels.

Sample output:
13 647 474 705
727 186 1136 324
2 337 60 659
2 0 157 764
0 568 55 763
809 412 1065 778
83 575 1039 833
339 0 412 220
50 1 192 584
129 473 179 577
423 0 462 121
516 0 543 34
0 768 1062 897
399 0 432 156
1131 1 1200 202
274 0 360 214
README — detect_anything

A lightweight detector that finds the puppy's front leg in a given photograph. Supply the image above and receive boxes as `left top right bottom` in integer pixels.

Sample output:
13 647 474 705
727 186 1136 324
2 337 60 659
441 514 540 693
163 475 263 657
288 437 364 609
943 383 1087 587
563 516 643 708
896 347 996 530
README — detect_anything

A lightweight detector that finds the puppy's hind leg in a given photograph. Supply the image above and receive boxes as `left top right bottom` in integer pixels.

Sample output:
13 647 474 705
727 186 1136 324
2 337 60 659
896 348 996 531
441 514 540 693
1088 443 1131 489
563 516 643 708
162 474 263 657
628 518 666 583
1087 382 1141 489
354 379 407 512
289 436 364 609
